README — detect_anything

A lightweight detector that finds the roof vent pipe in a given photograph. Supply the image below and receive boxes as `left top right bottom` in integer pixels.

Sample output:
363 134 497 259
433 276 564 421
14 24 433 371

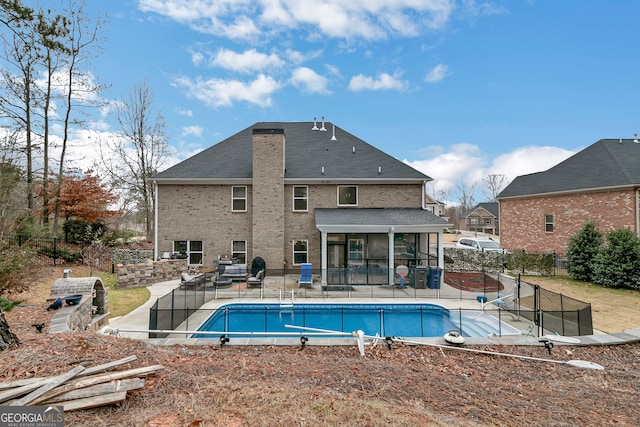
352 146 355 153
321 166 325 174
378 166 382 174
331 125 337 141
634 133 639 143
312 117 319 131
619 138 623 144
320 116 327 131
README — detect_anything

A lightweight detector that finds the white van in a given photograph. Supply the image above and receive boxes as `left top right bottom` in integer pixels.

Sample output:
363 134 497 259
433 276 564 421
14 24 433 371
456 237 504 252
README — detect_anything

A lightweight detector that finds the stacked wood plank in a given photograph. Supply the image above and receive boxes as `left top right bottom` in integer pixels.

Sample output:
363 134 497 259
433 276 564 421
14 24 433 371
0 355 162 411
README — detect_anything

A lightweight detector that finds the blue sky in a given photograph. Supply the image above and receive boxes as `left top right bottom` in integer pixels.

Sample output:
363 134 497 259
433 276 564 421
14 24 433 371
83 1 640 203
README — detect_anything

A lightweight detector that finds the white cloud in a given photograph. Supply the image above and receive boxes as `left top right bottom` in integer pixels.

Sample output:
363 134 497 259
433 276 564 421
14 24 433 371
176 108 193 117
424 63 449 82
407 143 577 203
138 0 456 41
210 48 285 72
290 67 330 94
173 74 281 108
191 51 205 66
181 125 203 137
348 71 409 92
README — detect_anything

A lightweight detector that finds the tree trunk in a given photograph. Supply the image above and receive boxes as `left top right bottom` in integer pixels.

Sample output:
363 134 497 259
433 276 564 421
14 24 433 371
0 308 20 350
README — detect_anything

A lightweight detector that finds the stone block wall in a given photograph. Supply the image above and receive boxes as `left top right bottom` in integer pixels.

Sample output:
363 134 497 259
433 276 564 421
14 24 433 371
49 297 92 333
116 259 188 289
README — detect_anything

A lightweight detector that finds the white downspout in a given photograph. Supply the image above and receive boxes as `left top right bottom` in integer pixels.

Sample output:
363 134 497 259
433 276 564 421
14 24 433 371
154 181 158 261
422 180 428 210
388 227 395 286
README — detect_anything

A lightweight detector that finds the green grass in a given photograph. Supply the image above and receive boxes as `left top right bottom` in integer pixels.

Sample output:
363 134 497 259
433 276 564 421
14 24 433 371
107 286 150 318
91 271 148 318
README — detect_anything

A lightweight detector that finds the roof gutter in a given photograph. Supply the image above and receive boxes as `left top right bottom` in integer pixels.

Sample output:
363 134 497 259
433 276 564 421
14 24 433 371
498 183 639 200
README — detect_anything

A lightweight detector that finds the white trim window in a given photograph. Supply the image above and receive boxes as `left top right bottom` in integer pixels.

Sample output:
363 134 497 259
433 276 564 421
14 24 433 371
293 186 308 212
337 185 357 206
545 214 554 233
232 240 247 264
173 240 203 265
232 186 247 212
292 240 308 265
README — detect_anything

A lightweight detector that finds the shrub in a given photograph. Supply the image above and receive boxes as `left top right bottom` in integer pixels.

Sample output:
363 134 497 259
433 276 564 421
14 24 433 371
63 220 107 244
38 246 82 263
592 228 640 290
566 221 603 282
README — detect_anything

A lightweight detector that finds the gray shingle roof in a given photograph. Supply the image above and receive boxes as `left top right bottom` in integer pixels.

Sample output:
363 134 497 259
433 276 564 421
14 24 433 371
151 122 430 182
498 139 640 198
315 208 450 226
462 202 499 218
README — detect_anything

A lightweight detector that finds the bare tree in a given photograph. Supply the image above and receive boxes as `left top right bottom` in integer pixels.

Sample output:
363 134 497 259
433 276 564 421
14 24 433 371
482 174 508 201
51 1 105 237
100 81 170 242
456 181 476 212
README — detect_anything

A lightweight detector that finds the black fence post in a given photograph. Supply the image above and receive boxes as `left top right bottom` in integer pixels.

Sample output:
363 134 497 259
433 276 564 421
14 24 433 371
53 238 58 266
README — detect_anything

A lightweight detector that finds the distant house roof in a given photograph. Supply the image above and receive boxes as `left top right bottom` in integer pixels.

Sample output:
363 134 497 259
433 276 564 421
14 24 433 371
462 202 499 218
498 139 640 198
151 122 431 184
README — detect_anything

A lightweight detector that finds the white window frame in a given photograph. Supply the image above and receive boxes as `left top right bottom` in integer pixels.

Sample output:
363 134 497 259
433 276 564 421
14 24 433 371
545 214 554 233
337 185 358 206
293 186 308 212
292 240 308 265
173 240 203 265
232 186 247 212
232 240 247 264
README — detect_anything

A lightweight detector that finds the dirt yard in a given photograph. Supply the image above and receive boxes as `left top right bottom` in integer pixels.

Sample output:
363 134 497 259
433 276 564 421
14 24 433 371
1 266 639 426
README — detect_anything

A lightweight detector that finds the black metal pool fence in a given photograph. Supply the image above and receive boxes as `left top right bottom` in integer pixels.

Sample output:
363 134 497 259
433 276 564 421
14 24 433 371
148 268 593 338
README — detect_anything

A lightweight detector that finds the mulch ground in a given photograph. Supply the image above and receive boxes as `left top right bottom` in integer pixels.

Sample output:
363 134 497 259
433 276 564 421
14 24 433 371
444 271 504 292
2 302 639 426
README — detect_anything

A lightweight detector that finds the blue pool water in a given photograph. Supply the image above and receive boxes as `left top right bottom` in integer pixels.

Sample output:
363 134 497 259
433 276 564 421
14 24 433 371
192 303 519 339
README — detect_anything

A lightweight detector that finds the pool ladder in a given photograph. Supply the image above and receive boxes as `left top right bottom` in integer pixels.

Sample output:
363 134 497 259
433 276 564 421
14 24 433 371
279 289 295 314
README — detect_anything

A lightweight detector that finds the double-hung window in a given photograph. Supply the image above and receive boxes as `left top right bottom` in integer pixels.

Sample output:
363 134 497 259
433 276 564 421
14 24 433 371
173 240 203 265
545 214 554 232
232 186 247 212
293 186 308 211
232 240 247 264
337 185 357 206
293 240 308 264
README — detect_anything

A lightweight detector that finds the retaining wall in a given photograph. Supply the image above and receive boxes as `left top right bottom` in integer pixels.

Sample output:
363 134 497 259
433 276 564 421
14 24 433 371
116 259 189 289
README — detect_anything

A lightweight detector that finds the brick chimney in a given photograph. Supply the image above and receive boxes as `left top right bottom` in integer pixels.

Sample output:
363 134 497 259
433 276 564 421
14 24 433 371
251 128 285 270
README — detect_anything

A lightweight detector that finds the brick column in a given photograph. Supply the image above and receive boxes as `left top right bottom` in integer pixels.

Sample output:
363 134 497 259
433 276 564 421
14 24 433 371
252 128 285 271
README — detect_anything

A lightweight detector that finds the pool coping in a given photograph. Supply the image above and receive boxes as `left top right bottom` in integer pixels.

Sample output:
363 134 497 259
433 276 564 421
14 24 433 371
105 279 640 348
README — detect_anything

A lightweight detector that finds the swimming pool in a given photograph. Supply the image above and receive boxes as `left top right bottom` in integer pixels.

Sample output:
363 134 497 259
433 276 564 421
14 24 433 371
192 303 521 339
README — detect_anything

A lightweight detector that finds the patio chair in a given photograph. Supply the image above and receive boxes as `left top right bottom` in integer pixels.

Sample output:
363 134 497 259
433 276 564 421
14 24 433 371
247 269 264 288
180 272 207 289
298 263 313 287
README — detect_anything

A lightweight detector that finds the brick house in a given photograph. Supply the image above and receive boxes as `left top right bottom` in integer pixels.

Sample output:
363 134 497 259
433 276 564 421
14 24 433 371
460 202 499 235
497 138 640 253
150 121 450 286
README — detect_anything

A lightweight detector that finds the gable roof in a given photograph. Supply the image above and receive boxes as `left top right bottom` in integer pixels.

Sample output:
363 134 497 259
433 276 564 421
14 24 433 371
151 122 431 183
498 139 640 198
462 202 499 218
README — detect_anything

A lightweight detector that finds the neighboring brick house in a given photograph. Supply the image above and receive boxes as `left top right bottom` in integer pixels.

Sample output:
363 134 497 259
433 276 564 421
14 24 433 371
150 121 450 286
460 202 499 235
497 138 640 253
